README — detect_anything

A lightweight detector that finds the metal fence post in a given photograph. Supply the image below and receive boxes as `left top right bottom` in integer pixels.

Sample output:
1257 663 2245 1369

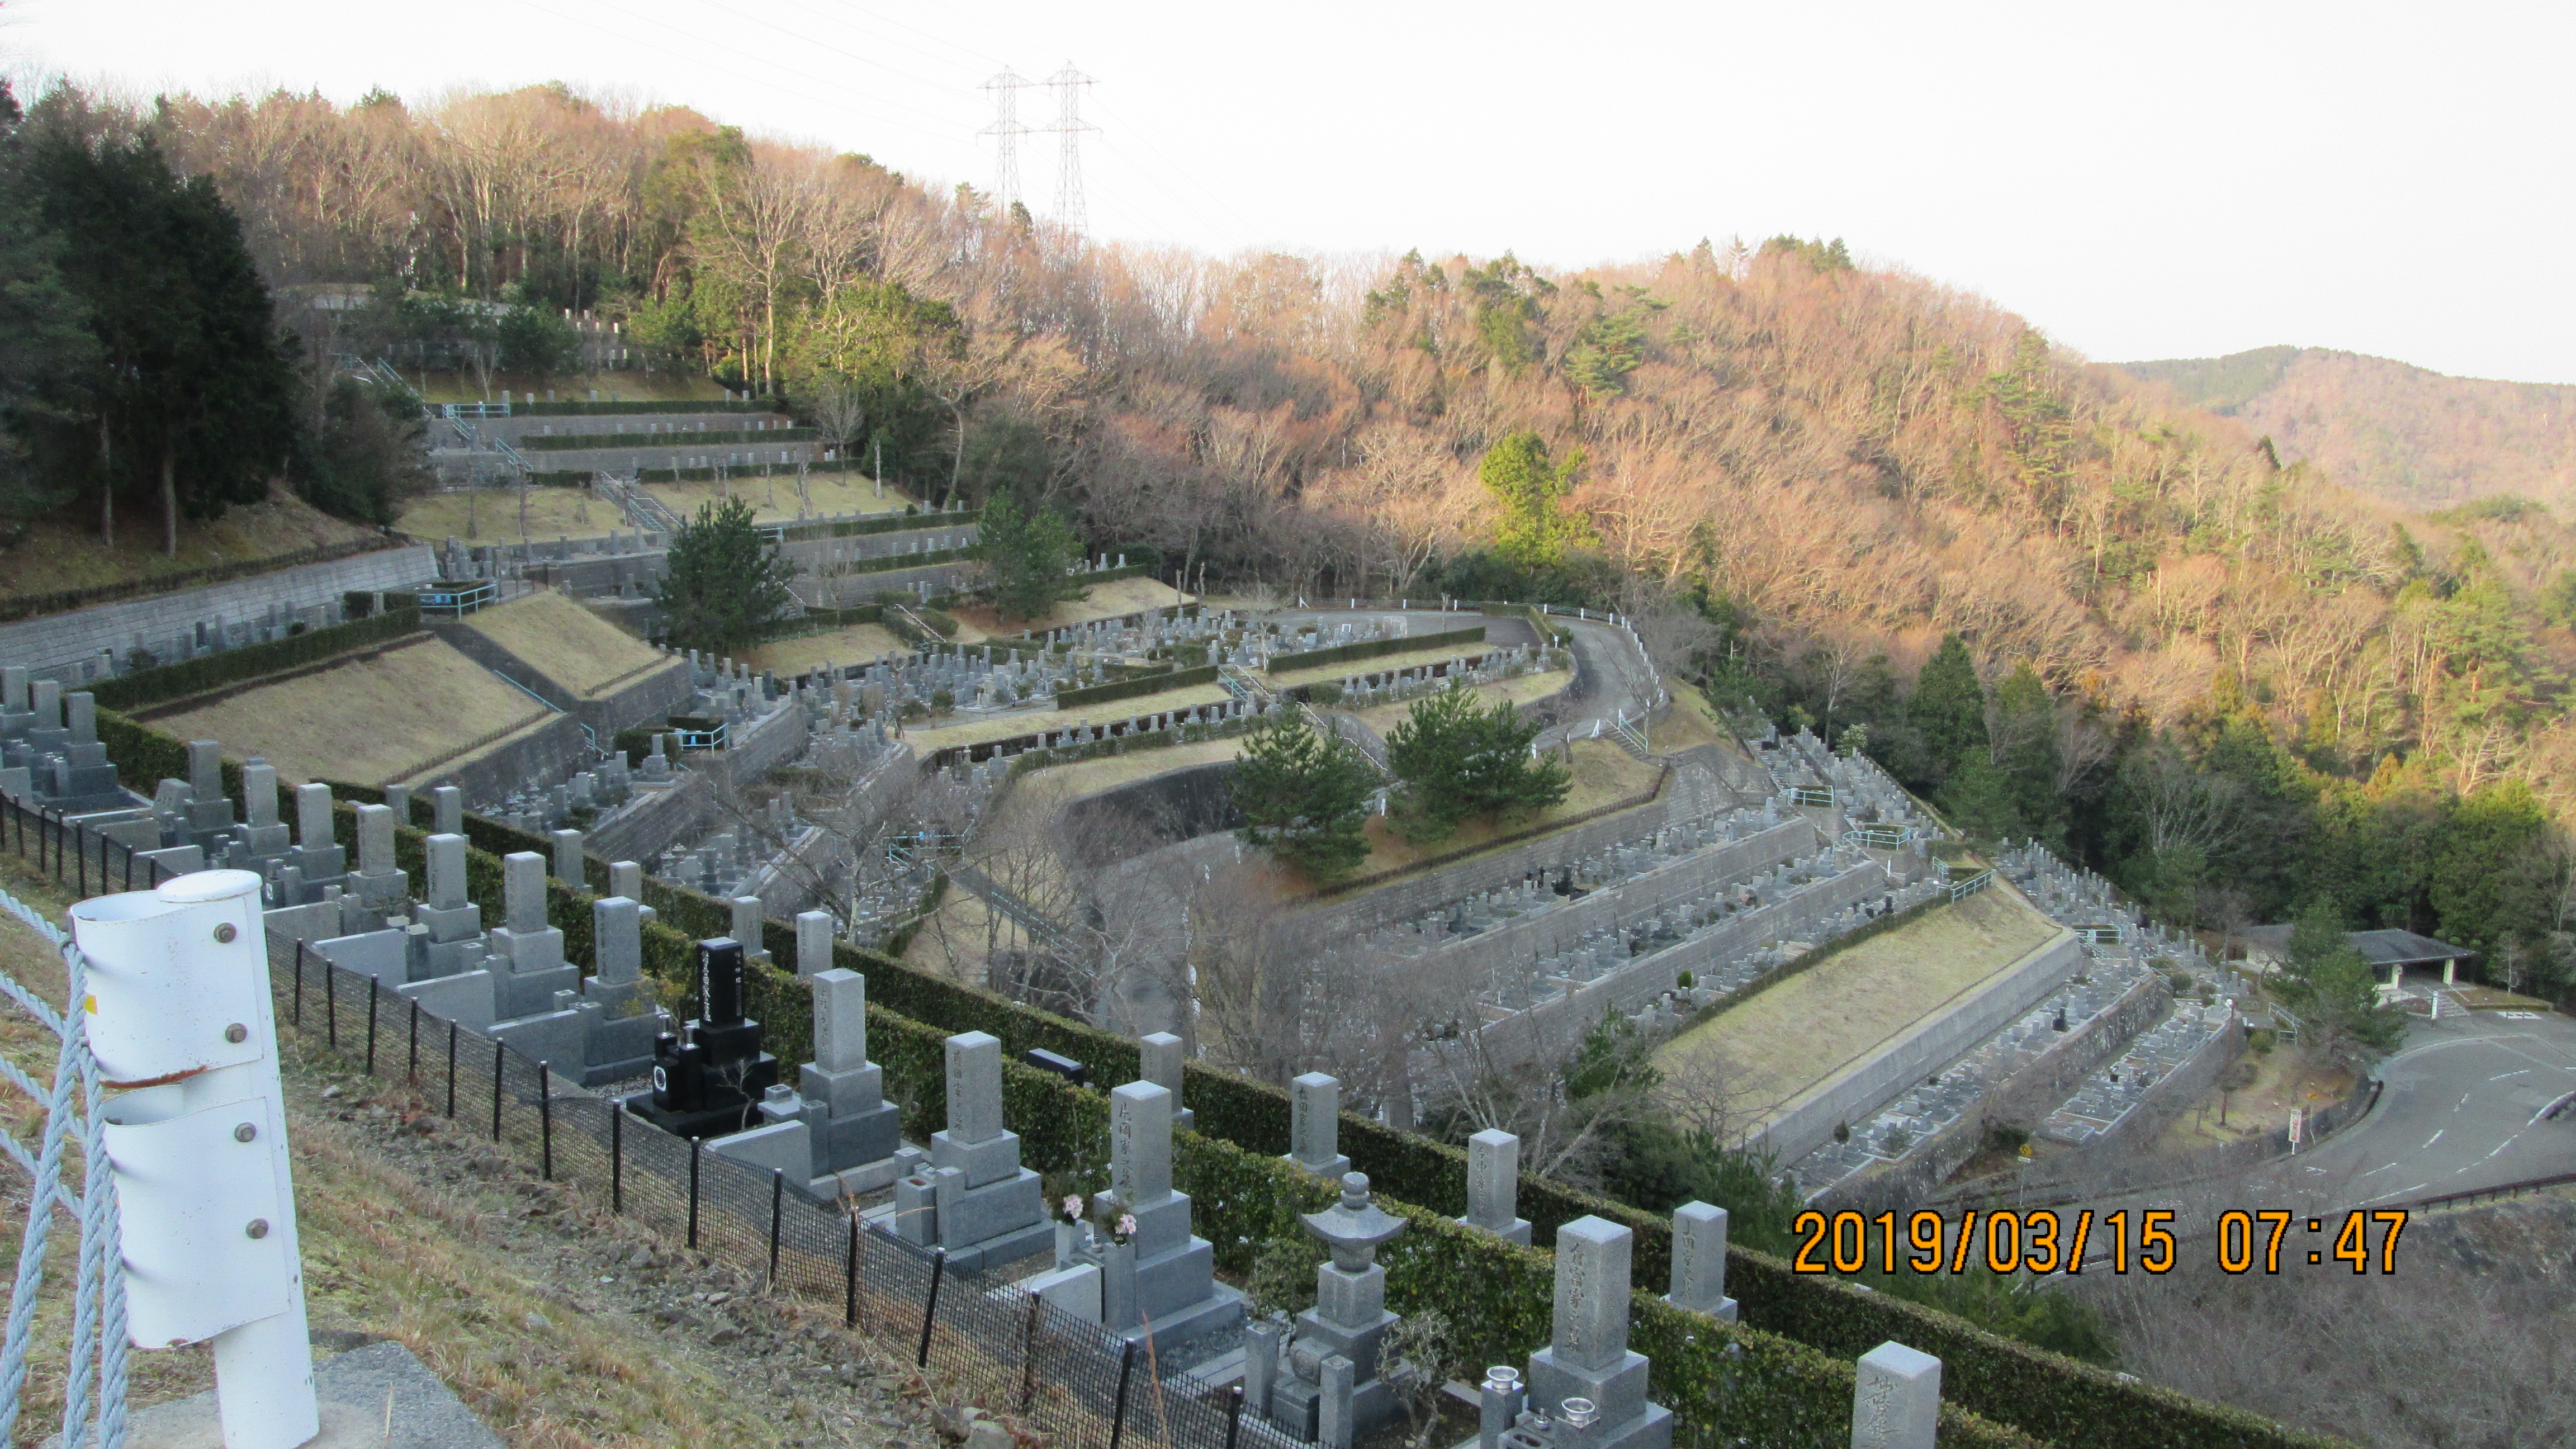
916 1248 946 1368
538 1063 553 1180
323 960 337 1049
73 819 84 896
445 1021 458 1117
768 1168 784 1286
407 1000 420 1083
610 1103 624 1215
364 977 379 1074
1107 1339 1137 1449
490 1041 505 1142
842 1214 858 1328
292 940 305 1026
1226 1385 1245 1449
687 1138 702 1248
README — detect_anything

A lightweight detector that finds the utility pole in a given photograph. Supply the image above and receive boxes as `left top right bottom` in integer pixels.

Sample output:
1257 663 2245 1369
980 69 1035 217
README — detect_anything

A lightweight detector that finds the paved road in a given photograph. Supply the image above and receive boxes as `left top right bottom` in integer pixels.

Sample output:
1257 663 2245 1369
2051 1008 2576 1266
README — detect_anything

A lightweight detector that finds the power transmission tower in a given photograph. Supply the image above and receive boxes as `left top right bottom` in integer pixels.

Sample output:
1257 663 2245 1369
980 68 1035 216
1041 63 1097 236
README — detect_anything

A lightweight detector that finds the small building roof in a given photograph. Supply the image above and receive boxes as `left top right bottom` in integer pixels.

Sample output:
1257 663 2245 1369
2239 925 2476 967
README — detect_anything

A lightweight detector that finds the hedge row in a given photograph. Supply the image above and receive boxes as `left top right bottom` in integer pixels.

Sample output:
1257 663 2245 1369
765 604 883 640
89 607 423 712
83 713 2337 1448
520 425 817 451
1053 664 1221 710
776 509 975 543
832 547 972 577
1266 624 1486 675
515 399 772 416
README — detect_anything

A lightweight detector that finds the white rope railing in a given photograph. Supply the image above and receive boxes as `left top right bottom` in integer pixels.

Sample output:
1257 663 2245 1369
0 883 129 1449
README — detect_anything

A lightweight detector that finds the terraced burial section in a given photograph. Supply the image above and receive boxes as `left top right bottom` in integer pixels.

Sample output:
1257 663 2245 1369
1655 885 2061 1125
140 635 552 787
460 590 665 697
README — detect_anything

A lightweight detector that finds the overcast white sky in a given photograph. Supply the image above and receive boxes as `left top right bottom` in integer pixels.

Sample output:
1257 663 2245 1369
11 1 2572 383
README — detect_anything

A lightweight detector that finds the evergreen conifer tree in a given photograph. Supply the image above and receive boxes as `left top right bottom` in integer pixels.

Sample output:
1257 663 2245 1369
654 495 794 652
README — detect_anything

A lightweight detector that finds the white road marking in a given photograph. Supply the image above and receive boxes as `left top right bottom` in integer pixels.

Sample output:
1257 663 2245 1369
2491 1069 2532 1081
2423 1130 2445 1149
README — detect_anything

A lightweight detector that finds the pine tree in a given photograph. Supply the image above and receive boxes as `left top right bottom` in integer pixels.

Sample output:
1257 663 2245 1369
1385 681 1571 844
1230 711 1376 880
654 496 794 652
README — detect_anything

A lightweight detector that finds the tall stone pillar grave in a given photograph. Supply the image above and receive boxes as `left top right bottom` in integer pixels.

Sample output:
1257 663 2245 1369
1091 1080 1241 1347
1458 1129 1531 1245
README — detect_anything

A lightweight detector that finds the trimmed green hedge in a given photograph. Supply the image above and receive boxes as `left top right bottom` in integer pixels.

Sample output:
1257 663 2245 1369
90 607 423 712
528 461 874 487
522 426 816 451
1054 664 1221 710
835 547 972 577
516 399 772 417
1267 624 1486 675
776 510 974 543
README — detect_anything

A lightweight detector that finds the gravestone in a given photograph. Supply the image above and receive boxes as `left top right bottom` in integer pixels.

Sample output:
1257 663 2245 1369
1285 1072 1352 1180
887 1031 1047 1270
623 937 780 1138
350 803 407 913
1850 1342 1939 1449
485 852 579 1019
732 896 769 963
550 828 583 881
566 895 662 1084
1522 1216 1672 1449
1457 1129 1532 1245
609 860 644 899
1666 1202 1737 1322
283 783 345 905
433 785 462 836
790 968 915 1194
1262 1173 1405 1445
795 910 834 977
1088 1080 1240 1347
1138 1032 1192 1131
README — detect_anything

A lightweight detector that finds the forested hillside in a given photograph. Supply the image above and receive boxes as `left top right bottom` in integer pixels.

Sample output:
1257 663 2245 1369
1 79 2569 993
2122 345 2576 510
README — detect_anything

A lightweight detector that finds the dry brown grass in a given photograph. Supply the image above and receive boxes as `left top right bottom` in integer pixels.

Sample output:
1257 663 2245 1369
1 486 377 601
396 487 616 544
145 637 550 787
461 591 666 697
946 578 1187 643
743 623 907 676
646 474 914 527
1656 886 2063 1125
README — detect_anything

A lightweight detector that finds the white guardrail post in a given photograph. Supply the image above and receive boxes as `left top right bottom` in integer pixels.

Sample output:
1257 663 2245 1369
70 870 318 1449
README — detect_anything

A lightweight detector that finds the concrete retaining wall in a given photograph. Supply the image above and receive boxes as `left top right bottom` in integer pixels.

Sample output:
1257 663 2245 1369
418 712 593 804
584 774 715 865
0 546 437 679
1753 931 2087 1165
1292 761 1736 940
1476 859 1891 1068
2082 1008 2246 1157
1420 820 1816 987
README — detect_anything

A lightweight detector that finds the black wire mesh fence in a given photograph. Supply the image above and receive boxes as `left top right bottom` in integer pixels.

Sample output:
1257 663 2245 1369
2 798 1261 1449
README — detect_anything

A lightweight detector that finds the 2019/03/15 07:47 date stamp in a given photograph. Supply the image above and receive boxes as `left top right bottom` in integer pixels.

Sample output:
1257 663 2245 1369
1788 1208 2408 1275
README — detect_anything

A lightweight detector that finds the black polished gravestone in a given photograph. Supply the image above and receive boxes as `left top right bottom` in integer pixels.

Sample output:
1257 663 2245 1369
621 937 780 1138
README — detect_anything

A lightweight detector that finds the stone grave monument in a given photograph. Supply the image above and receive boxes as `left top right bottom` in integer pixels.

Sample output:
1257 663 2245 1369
1850 1342 1939 1449
887 1031 1048 1270
1666 1201 1736 1322
623 937 780 1138
1251 1172 1407 1445
1521 1216 1671 1449
1285 1072 1352 1180
1457 1129 1531 1245
1138 1032 1192 1131
1093 1079 1240 1346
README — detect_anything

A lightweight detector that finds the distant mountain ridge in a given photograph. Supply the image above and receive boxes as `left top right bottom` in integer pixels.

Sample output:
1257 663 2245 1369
2116 346 2576 512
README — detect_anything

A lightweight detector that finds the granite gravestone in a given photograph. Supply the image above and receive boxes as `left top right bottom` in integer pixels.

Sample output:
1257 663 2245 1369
624 937 780 1138
1523 1216 1672 1449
